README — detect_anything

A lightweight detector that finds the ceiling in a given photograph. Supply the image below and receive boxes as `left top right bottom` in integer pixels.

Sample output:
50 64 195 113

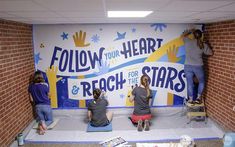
0 0 235 24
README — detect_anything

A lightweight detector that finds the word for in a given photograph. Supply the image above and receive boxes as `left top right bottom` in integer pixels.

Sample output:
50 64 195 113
128 71 139 84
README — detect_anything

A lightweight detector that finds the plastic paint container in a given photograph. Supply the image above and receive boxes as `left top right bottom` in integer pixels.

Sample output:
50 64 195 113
17 133 24 146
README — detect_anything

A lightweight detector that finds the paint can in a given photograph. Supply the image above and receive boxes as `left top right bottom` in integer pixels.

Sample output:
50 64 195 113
17 133 24 146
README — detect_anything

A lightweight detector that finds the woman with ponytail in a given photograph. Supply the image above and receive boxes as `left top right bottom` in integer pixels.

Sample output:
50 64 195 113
181 28 213 104
129 75 152 131
88 89 113 127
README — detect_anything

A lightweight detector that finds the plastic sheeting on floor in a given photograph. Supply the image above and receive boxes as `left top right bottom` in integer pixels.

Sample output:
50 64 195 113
24 107 224 144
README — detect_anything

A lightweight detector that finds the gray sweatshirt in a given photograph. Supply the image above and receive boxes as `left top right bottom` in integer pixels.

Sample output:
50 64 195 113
183 37 213 66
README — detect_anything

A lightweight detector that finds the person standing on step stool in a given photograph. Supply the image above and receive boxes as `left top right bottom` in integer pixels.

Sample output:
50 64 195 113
88 89 113 127
181 28 213 104
129 74 152 131
28 71 53 135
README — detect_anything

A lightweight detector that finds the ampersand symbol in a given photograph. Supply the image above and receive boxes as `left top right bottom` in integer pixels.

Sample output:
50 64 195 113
72 85 79 95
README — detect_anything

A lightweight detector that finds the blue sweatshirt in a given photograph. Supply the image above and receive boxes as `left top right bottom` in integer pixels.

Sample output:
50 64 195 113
28 83 50 105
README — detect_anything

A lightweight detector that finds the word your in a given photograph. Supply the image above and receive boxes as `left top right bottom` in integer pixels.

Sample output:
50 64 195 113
104 50 120 60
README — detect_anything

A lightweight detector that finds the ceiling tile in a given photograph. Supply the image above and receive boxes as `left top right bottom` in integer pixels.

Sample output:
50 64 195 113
0 0 234 24
106 0 171 11
149 11 198 19
29 17 69 21
55 11 105 18
34 0 104 11
68 18 108 23
188 11 235 22
0 0 48 11
212 2 235 12
25 17 71 24
162 0 232 12
6 11 60 18
0 12 16 18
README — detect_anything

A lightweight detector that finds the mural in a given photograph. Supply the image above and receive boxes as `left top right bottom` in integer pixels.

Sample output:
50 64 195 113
33 23 201 109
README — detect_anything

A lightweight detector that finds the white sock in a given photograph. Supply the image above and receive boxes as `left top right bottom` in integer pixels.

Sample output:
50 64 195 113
197 94 201 99
188 97 193 101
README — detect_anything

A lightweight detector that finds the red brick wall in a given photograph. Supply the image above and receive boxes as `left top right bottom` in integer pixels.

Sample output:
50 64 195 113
204 20 235 131
0 19 35 146
0 18 234 145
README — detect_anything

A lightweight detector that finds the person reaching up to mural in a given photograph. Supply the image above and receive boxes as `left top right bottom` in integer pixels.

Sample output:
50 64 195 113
181 28 213 104
88 89 113 127
129 75 153 131
28 71 53 135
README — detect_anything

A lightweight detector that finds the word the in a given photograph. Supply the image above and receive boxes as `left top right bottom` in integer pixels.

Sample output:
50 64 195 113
128 71 138 84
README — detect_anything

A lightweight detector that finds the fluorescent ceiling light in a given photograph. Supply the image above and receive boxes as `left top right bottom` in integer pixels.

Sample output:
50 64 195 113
107 11 153 18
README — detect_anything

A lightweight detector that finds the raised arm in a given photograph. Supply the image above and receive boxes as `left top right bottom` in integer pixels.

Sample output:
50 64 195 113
129 87 136 103
203 42 213 56
180 29 195 38
87 110 92 122
148 98 152 106
129 95 134 103
29 93 33 103
148 90 153 106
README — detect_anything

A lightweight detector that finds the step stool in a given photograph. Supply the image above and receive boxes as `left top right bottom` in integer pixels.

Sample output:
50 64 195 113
186 99 207 124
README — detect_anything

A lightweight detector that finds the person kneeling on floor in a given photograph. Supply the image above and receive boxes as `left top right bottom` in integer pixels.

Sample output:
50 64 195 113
88 89 113 127
129 75 152 131
28 71 53 135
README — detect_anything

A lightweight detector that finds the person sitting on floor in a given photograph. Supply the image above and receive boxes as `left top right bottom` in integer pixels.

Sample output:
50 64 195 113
129 74 153 131
88 89 113 127
28 71 53 135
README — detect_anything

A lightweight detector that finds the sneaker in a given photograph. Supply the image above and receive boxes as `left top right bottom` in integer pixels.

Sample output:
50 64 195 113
137 120 143 132
144 120 150 131
194 98 202 104
187 99 194 104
